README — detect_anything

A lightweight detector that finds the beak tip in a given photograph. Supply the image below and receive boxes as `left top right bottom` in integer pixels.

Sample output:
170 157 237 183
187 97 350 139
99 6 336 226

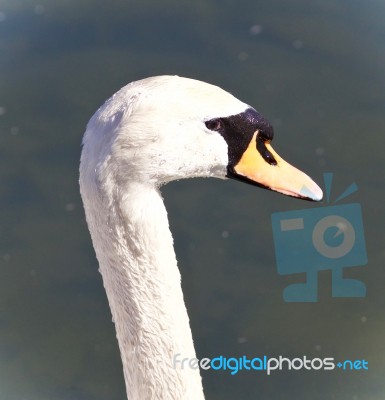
313 189 323 202
300 183 323 202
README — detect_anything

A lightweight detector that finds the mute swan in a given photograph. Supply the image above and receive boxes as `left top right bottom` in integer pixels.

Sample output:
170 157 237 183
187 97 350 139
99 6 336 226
79 75 322 400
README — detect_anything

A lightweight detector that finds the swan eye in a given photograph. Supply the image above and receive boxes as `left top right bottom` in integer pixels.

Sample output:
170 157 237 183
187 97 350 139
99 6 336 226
205 119 223 132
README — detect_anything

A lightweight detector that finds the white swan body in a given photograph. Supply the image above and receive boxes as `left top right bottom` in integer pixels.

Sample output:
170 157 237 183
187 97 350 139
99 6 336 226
79 76 322 399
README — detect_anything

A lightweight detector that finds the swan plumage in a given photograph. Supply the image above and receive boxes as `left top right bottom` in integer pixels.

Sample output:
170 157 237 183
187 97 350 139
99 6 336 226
79 75 322 400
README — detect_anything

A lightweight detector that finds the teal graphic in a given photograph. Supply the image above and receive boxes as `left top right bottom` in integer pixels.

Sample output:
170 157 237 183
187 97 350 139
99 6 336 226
271 173 367 302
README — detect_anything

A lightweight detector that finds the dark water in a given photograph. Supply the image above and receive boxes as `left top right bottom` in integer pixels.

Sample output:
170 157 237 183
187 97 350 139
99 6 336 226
0 1 384 399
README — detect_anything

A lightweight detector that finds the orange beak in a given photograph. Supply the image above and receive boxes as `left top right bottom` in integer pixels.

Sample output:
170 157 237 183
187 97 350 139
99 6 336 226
228 132 323 201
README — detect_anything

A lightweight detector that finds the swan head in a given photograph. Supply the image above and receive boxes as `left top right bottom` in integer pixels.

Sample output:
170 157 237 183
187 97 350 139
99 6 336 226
82 75 322 201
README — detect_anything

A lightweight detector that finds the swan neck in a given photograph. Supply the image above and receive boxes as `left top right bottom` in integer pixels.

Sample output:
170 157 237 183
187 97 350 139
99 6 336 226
84 181 204 399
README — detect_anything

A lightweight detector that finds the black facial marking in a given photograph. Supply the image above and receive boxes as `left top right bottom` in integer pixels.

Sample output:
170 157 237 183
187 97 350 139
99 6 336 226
205 107 275 166
256 137 277 165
